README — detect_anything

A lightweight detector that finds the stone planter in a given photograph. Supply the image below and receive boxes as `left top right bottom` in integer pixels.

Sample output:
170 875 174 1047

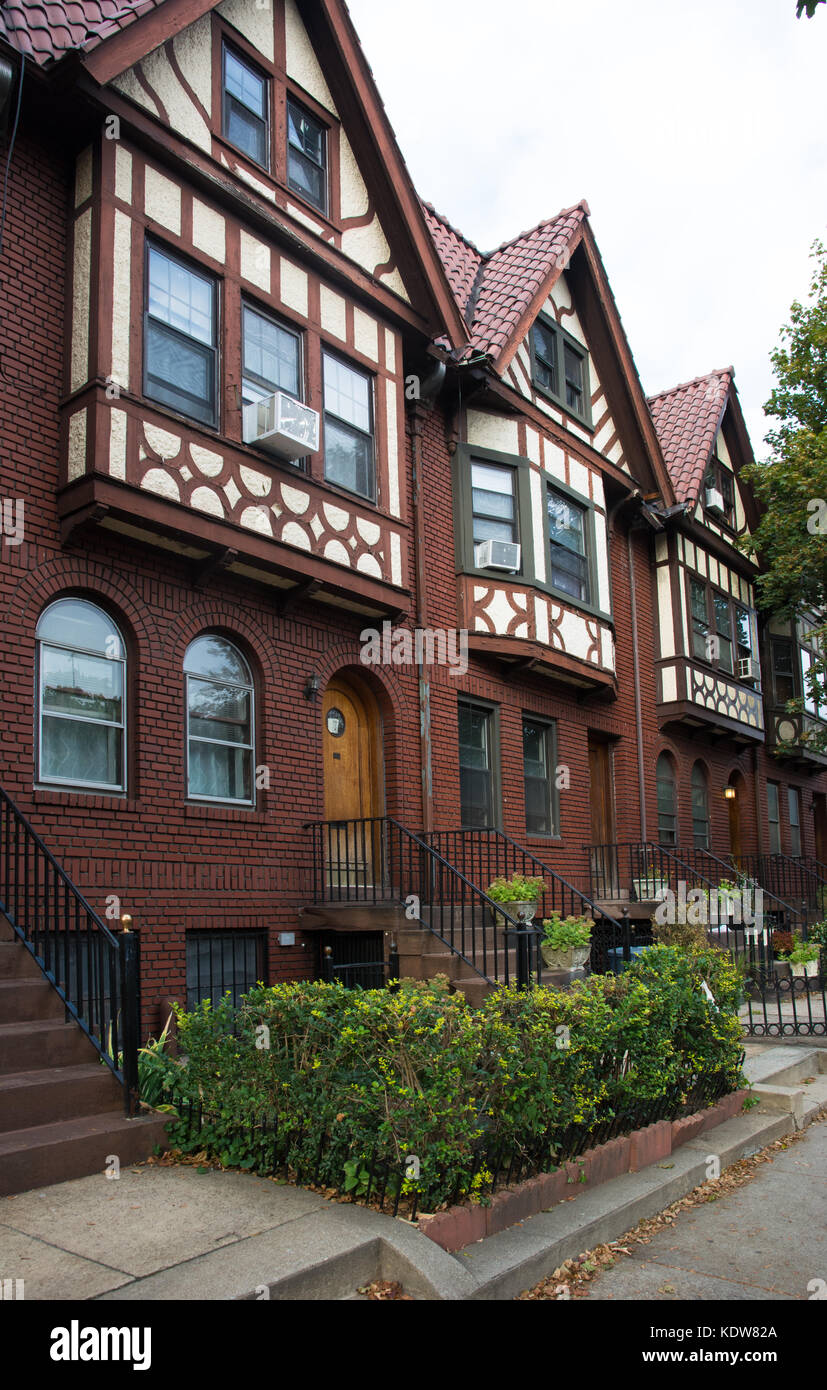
632 878 669 902
492 899 538 927
541 942 591 971
772 959 791 982
790 959 819 979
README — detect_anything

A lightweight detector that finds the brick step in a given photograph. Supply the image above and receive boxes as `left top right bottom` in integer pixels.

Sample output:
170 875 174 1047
0 917 15 942
0 941 44 980
0 977 66 1023
0 1018 99 1073
0 1110 171 1197
0 1062 122 1133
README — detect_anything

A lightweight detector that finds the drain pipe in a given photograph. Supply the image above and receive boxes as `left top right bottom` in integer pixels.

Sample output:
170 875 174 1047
408 360 446 834
626 525 647 843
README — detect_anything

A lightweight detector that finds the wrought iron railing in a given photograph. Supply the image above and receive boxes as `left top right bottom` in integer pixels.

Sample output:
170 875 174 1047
303 817 542 989
0 787 140 1114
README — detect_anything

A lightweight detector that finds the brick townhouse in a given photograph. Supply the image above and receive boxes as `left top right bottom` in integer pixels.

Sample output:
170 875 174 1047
0 0 825 1072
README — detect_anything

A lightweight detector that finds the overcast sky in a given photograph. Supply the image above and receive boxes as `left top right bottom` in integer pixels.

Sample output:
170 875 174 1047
347 0 826 459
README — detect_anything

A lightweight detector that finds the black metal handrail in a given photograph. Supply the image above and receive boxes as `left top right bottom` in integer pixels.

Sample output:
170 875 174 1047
303 817 542 989
423 828 624 934
688 847 805 930
0 787 140 1113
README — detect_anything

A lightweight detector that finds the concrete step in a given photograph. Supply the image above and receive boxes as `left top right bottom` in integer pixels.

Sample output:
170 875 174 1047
743 1045 826 1088
0 1062 123 1133
0 1110 171 1197
0 1018 99 1073
0 941 44 980
0 977 67 1024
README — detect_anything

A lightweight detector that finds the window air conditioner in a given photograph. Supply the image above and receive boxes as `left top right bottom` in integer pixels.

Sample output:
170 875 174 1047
242 391 320 460
475 539 521 572
705 486 725 515
739 657 757 684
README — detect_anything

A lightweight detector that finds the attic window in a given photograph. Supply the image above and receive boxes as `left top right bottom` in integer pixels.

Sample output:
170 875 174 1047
222 45 269 169
287 98 327 215
704 460 736 525
530 314 591 427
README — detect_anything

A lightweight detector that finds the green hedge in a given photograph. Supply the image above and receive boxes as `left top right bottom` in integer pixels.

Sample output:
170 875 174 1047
152 945 745 1210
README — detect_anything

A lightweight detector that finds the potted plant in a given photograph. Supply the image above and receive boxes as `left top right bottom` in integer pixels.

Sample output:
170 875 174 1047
540 913 593 971
808 919 827 971
780 939 820 979
770 929 795 981
486 874 545 925
631 857 669 902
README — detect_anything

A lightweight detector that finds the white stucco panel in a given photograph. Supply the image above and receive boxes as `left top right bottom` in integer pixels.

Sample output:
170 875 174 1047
70 209 92 394
284 0 337 111
217 0 274 61
467 411 520 456
529 469 546 584
280 258 309 318
109 409 127 480
111 210 132 390
385 378 401 519
320 286 347 340
657 566 675 659
144 165 182 234
240 231 271 292
192 200 226 263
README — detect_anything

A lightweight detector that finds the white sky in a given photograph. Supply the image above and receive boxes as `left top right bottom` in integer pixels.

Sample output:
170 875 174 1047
347 0 827 460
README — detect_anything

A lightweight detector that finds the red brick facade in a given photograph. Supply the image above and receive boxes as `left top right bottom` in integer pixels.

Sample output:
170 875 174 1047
1 3 825 1039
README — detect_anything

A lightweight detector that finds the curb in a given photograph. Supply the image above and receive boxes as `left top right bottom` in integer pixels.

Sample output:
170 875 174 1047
417 1090 748 1254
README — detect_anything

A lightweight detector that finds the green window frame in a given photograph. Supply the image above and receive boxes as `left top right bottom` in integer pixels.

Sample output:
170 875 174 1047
529 313 592 428
548 486 591 605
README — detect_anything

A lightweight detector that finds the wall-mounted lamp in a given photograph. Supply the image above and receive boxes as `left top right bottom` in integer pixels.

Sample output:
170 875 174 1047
121 913 133 933
723 786 736 801
304 674 321 701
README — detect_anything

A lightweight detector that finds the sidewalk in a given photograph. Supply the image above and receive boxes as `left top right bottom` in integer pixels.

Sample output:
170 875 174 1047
1 1042 824 1301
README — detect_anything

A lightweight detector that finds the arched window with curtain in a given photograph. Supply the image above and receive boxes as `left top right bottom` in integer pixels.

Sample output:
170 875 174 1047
691 763 710 850
36 598 126 792
185 635 254 804
656 753 677 846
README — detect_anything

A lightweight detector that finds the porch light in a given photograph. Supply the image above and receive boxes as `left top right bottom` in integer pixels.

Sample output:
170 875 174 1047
304 674 321 701
723 786 736 801
121 914 133 932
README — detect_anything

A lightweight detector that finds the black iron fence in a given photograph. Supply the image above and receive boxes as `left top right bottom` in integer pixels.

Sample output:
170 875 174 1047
0 786 140 1113
304 817 541 989
158 1061 742 1222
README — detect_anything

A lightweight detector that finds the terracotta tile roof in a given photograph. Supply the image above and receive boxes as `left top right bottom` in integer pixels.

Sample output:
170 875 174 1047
0 0 159 65
423 198 588 362
648 368 733 503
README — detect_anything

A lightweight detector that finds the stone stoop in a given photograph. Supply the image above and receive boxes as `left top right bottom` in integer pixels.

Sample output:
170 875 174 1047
0 924 168 1197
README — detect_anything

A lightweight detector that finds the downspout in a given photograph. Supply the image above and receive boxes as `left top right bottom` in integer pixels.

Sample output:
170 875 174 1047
627 526 648 843
408 360 446 834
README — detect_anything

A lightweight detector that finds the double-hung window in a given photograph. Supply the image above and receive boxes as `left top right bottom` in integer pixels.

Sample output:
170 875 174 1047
547 488 590 604
471 462 518 547
691 763 710 850
656 754 677 846
37 599 126 793
144 244 217 426
771 639 796 706
705 460 736 526
185 636 254 805
323 352 374 500
523 717 558 837
788 788 802 857
458 701 496 829
713 593 733 674
222 46 268 168
767 783 781 854
242 304 301 406
287 98 327 214
532 321 559 396
690 579 711 661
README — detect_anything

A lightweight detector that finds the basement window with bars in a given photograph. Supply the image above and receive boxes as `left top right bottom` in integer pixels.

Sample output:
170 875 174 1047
186 932 266 1009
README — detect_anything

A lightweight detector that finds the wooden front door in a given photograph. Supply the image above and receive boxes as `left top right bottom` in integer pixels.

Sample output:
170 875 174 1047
814 794 827 866
588 737 618 895
323 676 382 890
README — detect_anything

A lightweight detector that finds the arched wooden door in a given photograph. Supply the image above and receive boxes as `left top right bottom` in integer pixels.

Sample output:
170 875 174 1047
322 675 383 892
728 782 742 862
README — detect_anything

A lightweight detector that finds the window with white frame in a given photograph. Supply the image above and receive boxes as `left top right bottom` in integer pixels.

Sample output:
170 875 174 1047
185 636 254 804
144 243 217 426
37 599 126 792
222 45 269 168
241 304 302 406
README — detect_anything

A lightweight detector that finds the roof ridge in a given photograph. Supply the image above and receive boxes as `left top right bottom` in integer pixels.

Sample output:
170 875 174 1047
483 199 590 258
648 366 734 403
420 200 483 258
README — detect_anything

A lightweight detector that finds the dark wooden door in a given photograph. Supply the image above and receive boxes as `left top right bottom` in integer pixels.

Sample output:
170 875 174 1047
588 738 617 895
814 794 827 866
728 789 742 861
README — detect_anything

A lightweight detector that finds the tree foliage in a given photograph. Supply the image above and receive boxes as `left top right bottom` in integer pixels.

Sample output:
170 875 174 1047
744 240 827 741
797 1 825 17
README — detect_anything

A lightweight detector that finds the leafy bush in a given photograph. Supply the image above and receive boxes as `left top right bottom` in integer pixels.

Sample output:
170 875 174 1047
151 947 745 1212
541 914 593 948
652 915 710 954
771 930 795 958
486 874 546 903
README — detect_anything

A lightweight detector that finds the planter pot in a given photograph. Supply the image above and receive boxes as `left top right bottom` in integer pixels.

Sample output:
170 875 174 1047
632 878 669 902
541 942 591 971
772 959 791 982
492 900 538 927
790 960 819 979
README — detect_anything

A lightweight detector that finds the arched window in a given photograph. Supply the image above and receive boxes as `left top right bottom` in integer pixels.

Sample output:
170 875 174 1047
692 763 710 850
656 753 677 846
36 599 126 792
185 635 254 804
